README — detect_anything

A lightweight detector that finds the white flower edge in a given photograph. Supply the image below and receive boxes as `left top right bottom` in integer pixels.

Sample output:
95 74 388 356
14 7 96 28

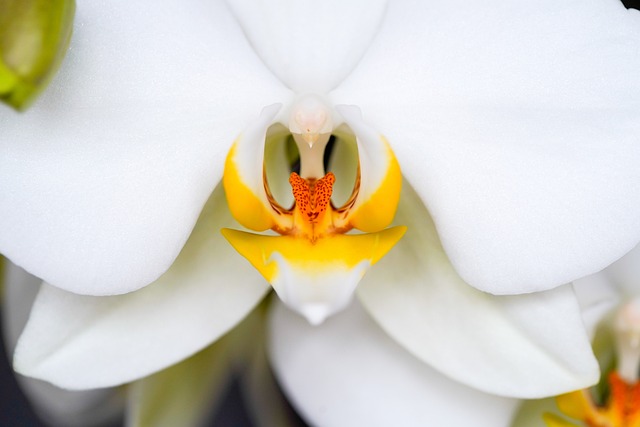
13 185 269 389
2 262 124 426
357 182 599 398
268 299 519 427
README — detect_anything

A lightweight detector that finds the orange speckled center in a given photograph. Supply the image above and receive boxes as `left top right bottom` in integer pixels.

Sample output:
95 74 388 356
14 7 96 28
556 372 640 427
289 172 335 223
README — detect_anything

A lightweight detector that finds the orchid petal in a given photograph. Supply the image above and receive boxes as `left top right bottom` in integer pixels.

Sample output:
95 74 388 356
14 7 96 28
333 0 640 294
226 0 387 93
357 183 598 398
268 300 519 427
0 0 290 296
13 185 269 389
2 262 124 427
126 341 232 427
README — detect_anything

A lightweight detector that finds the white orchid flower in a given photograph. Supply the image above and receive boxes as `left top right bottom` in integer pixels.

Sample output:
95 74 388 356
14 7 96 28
1 0 640 406
512 244 640 427
3 260 517 427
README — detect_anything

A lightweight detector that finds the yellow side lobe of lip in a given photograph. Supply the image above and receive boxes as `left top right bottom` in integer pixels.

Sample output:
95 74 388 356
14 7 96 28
541 413 580 427
548 372 640 427
223 142 276 232
221 226 407 284
555 390 591 422
349 139 402 233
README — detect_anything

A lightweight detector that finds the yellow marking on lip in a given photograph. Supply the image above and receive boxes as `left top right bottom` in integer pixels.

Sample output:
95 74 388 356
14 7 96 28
221 226 406 284
549 372 640 427
542 413 581 427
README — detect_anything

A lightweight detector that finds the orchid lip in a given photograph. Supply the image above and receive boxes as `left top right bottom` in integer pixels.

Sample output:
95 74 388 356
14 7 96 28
222 95 405 323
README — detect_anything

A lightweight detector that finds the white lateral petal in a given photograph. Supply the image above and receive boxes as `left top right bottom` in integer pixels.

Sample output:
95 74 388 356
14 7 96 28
357 183 598 398
2 262 124 427
333 0 640 294
226 0 387 92
268 300 519 427
0 0 290 295
13 185 270 389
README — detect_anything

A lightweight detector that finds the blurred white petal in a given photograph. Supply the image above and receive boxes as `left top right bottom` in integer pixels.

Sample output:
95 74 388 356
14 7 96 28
14 185 269 389
2 262 123 426
269 300 519 427
358 183 598 397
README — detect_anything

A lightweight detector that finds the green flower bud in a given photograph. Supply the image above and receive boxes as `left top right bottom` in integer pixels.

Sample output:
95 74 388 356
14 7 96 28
0 0 75 110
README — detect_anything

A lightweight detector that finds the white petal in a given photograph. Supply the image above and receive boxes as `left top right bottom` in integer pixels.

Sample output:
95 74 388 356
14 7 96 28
268 300 519 427
13 185 270 389
357 183 598 398
0 0 290 295
14 380 123 427
126 340 232 427
226 0 387 92
332 0 640 294
2 262 124 427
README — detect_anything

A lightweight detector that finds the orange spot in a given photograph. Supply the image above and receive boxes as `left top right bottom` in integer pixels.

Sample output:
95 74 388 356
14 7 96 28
555 372 640 427
289 172 335 224
606 372 640 427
